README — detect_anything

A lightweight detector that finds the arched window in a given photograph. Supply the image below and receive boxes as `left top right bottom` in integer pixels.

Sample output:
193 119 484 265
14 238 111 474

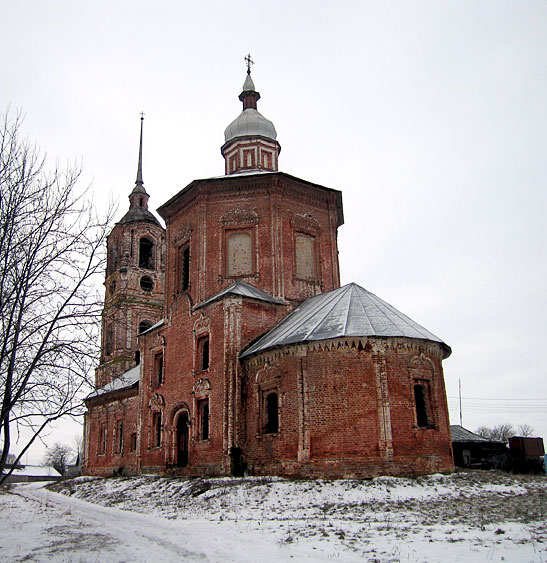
138 320 153 334
227 232 252 276
139 237 154 269
265 392 279 434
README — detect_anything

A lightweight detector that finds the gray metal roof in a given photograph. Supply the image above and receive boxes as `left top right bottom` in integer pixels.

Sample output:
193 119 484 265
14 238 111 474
242 73 255 92
195 281 285 310
86 365 140 400
241 282 451 358
118 206 161 226
450 425 504 443
224 109 277 144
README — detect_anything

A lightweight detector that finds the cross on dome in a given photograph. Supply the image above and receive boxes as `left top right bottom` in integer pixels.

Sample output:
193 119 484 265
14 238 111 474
244 53 254 74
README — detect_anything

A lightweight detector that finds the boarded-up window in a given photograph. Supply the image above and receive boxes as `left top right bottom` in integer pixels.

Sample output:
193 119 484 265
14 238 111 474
295 233 315 280
227 232 252 276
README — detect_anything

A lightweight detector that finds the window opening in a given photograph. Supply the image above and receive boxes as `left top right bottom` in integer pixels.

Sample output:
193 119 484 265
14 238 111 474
180 245 190 292
265 392 279 433
116 421 124 454
152 411 162 447
154 352 164 386
138 320 152 334
99 423 107 455
129 433 137 453
139 237 154 269
198 399 210 441
198 336 209 371
140 276 154 292
414 384 429 427
106 326 113 356
135 350 140 365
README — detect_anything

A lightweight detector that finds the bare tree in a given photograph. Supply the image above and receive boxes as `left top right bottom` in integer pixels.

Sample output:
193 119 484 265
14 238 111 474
476 423 516 442
0 110 112 483
42 442 73 476
517 424 535 437
476 423 536 443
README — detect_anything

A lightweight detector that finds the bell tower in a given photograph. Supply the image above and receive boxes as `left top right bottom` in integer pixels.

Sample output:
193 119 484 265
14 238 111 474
96 116 165 388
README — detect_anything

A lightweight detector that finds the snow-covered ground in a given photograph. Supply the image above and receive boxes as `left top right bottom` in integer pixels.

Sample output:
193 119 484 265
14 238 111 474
0 471 545 562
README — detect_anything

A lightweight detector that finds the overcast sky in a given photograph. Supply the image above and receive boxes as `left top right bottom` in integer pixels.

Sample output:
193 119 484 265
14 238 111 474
3 1 547 463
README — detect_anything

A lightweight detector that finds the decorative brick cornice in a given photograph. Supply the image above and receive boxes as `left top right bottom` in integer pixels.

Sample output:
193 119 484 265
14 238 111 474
290 212 321 233
219 208 260 227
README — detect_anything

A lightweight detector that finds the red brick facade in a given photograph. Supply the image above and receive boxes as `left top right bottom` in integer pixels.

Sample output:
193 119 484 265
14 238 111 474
83 71 453 478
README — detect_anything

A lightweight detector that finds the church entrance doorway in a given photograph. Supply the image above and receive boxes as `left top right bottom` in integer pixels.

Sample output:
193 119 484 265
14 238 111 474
176 412 189 467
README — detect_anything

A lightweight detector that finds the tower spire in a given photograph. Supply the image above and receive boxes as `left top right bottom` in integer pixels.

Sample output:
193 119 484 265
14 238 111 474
136 112 144 187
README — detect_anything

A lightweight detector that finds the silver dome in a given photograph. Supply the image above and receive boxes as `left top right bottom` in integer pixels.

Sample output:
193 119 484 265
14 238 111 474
224 108 277 144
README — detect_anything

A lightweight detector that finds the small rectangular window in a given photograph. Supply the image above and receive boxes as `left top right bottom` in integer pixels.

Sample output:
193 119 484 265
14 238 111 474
264 391 279 434
152 412 162 447
116 421 124 454
130 432 137 453
414 384 430 427
179 245 190 292
98 423 107 455
197 336 209 371
154 352 164 386
106 326 114 356
198 398 210 441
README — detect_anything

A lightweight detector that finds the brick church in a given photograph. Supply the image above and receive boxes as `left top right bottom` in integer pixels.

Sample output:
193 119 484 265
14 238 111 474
83 62 454 478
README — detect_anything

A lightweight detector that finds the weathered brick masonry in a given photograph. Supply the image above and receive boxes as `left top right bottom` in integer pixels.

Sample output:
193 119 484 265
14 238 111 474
83 67 454 478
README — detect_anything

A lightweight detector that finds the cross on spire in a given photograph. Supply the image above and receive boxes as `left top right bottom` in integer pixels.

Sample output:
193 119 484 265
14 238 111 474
244 53 254 74
140 111 145 121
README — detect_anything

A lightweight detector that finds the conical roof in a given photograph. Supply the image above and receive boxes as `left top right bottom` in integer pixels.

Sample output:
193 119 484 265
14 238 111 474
241 283 451 358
